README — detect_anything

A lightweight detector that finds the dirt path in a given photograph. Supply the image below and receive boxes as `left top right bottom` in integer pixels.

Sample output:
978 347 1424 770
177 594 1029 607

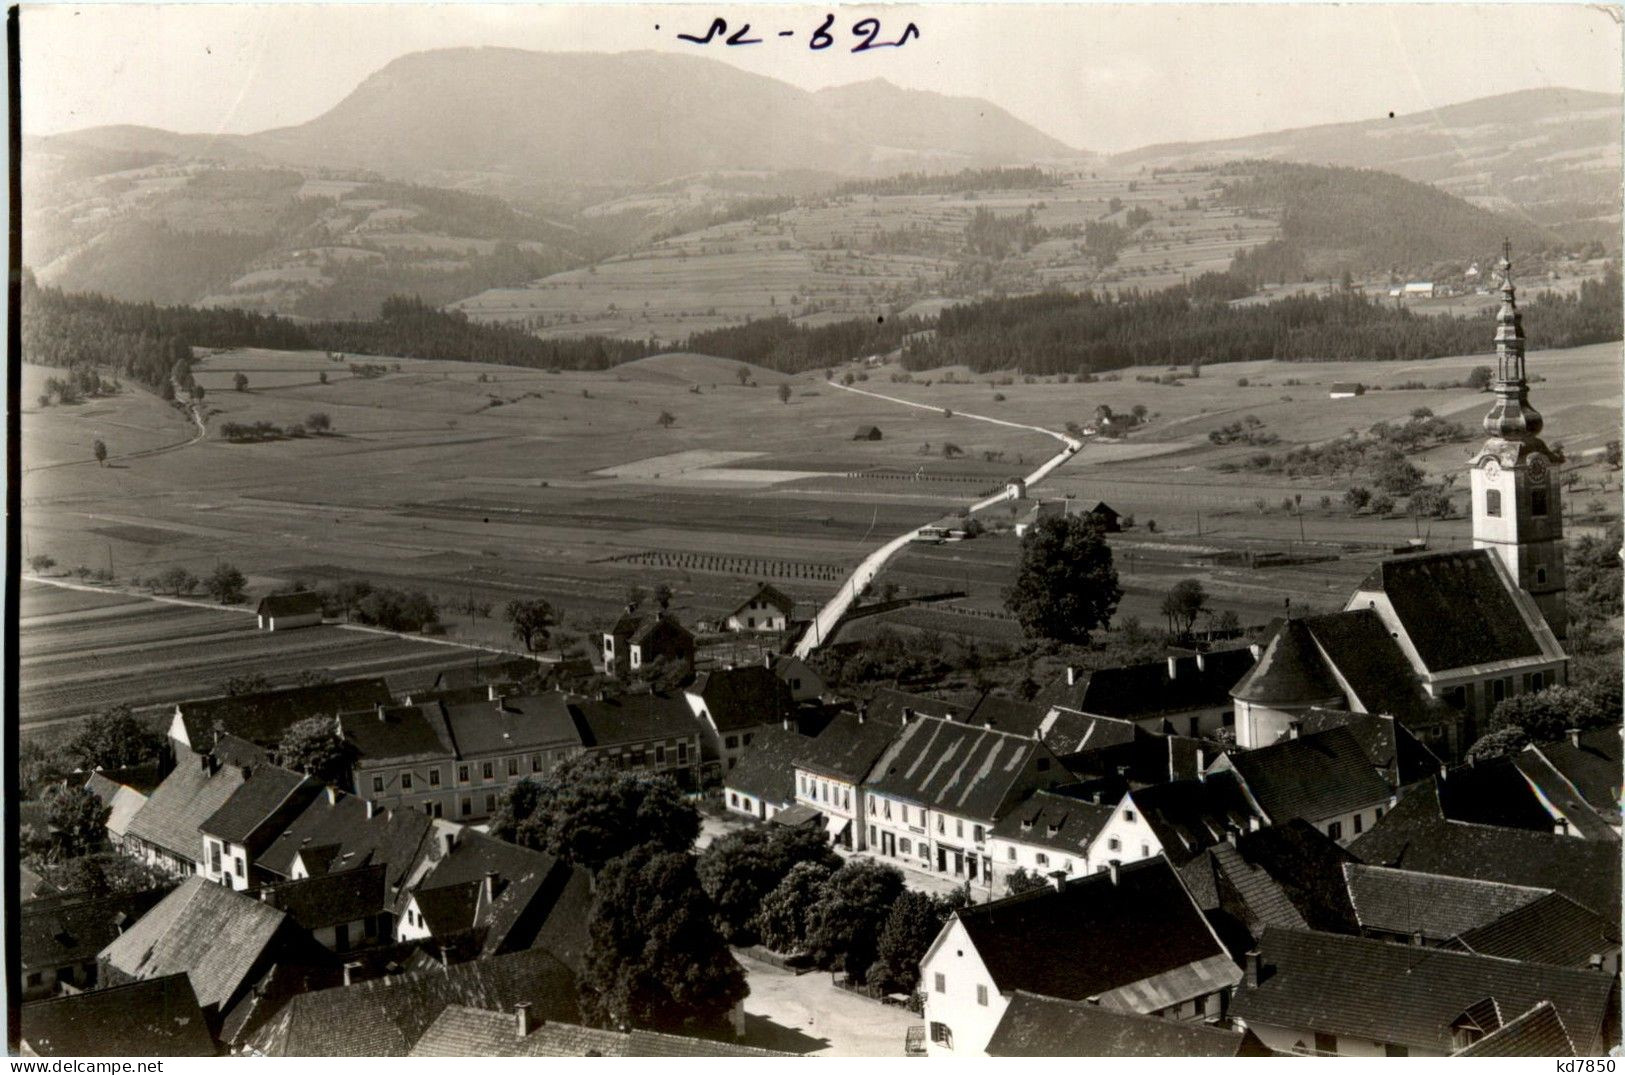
793 383 1082 658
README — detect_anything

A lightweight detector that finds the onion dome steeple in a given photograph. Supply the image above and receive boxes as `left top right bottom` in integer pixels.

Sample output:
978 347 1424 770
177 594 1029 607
1482 241 1544 441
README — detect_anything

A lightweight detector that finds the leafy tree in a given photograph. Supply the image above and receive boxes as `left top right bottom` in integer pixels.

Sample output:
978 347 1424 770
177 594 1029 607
652 583 674 611
1131 403 1148 420
1371 450 1423 495
755 860 835 954
1343 486 1372 511
1464 726 1531 765
205 562 247 604
777 383 791 404
234 372 249 392
697 825 840 943
1368 493 1395 515
221 672 272 696
41 783 110 859
158 566 198 595
93 440 108 467
489 755 699 872
1466 365 1493 390
277 716 351 784
37 852 167 899
736 364 751 386
1408 485 1454 519
1160 578 1208 637
1606 440 1621 469
1489 685 1618 743
657 410 676 428
804 860 905 983
1004 514 1122 644
20 739 72 798
67 705 164 771
505 598 555 652
1004 867 1053 895
27 554 55 574
867 888 967 995
580 846 747 1035
318 370 328 385
306 412 332 433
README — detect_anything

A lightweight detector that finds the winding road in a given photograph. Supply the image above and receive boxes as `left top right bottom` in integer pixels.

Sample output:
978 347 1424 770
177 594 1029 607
793 383 1082 658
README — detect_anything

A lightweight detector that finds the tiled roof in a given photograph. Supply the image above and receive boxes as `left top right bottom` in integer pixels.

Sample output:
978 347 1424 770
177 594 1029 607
409 1007 795 1057
1357 550 1541 672
1453 892 1620 967
1456 1002 1577 1057
1513 749 1619 840
258 863 388 931
861 687 970 728
21 888 171 972
1124 772 1260 864
246 948 580 1056
124 756 248 862
1230 619 1342 705
626 1029 796 1056
410 830 593 964
962 692 1050 737
176 678 394 750
724 725 812 805
793 707 902 784
443 693 583 756
570 691 699 747
256 789 435 892
1233 927 1617 1055
22 974 216 1056
100 877 288 1012
1524 730 1623 820
1180 819 1360 951
1221 725 1391 824
1046 649 1256 722
85 773 149 840
256 591 323 618
1298 610 1445 728
342 703 456 765
1438 757 1572 831
866 715 1063 822
200 765 320 850
955 856 1237 1005
1343 863 1548 941
729 582 795 617
990 789 1114 858
1297 709 1440 787
986 991 1267 1056
692 665 796 732
629 613 692 647
1037 708 1138 757
1350 780 1621 918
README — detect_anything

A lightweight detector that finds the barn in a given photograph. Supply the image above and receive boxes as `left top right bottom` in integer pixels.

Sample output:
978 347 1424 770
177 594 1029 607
255 592 323 631
853 425 883 441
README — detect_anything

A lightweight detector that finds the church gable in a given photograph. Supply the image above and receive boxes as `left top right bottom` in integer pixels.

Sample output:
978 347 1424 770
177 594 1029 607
1354 551 1542 674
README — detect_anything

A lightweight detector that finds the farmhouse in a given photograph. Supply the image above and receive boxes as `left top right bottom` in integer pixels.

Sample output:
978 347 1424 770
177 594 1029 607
686 664 796 773
724 583 794 632
1341 862 1552 947
1087 501 1122 532
919 856 1241 1056
1011 498 1065 537
84 770 153 852
570 691 704 789
199 764 323 890
1038 648 1255 738
601 611 695 677
1211 724 1394 844
853 425 883 440
168 678 394 757
255 864 393 954
439 695 584 819
255 786 437 896
987 789 1114 893
123 753 250 877
791 705 904 851
1512 729 1623 836
255 592 323 631
1090 771 1261 867
724 724 811 820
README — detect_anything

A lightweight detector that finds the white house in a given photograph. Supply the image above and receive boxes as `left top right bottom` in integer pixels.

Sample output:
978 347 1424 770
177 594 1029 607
1211 724 1394 845
198 766 322 891
789 708 902 851
986 789 1114 893
255 591 324 631
724 583 794 633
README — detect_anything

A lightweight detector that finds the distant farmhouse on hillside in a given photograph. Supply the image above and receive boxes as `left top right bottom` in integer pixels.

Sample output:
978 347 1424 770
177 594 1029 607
853 425 883 441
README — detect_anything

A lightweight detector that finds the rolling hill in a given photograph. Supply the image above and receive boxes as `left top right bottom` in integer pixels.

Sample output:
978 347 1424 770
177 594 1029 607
1111 87 1622 229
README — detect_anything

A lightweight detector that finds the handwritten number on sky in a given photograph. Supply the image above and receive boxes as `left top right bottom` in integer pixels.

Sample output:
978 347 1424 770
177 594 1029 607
677 15 920 50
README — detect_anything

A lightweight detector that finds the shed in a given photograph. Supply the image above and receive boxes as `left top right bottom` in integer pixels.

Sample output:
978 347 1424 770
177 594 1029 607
853 425 883 441
1087 501 1122 533
255 591 323 631
1328 383 1366 399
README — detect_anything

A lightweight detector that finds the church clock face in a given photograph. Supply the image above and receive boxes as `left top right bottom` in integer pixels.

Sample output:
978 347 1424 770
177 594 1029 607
1483 459 1501 480
1528 456 1550 484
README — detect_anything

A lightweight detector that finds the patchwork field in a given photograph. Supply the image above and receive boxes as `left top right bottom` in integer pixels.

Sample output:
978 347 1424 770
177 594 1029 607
17 580 511 729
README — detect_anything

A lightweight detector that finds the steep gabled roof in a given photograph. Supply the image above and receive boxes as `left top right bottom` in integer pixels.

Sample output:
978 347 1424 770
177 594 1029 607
861 687 971 727
986 991 1268 1057
1453 891 1620 967
1297 708 1440 786
1357 549 1542 672
1230 619 1343 705
248 949 579 1056
866 715 1062 821
199 764 321 851
570 691 698 747
84 772 149 841
1350 781 1621 919
124 756 248 862
1220 725 1392 824
990 789 1114 858
1037 707 1138 757
629 613 692 647
1514 745 1621 840
954 856 1237 1006
1523 730 1623 821
1180 820 1359 940
21 888 172 973
1052 649 1256 722
443 693 583 756
257 864 389 932
793 708 903 784
1455 1002 1577 1057
724 725 812 805
728 582 795 618
1343 863 1549 941
962 692 1050 737
1125 773 1260 864
342 703 457 765
692 665 796 732
99 877 289 1012
22 974 216 1056
255 591 323 618
1233 927 1616 1055
1300 610 1447 727
1439 756 1572 831
175 679 394 750
256 790 435 893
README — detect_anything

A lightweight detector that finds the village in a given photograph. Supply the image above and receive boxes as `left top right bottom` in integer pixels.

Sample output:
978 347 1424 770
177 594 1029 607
16 252 1623 1059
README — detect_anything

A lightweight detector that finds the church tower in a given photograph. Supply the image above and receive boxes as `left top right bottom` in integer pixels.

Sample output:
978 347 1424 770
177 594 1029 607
1469 243 1566 637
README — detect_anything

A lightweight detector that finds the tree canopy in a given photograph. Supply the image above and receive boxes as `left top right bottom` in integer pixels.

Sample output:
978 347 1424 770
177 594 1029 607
697 824 840 944
754 859 836 955
866 888 968 995
1005 514 1122 643
277 716 351 785
67 705 165 772
803 859 906 984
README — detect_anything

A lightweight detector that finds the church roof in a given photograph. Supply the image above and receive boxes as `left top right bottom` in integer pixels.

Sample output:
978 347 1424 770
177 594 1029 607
1356 550 1541 672
1229 620 1342 706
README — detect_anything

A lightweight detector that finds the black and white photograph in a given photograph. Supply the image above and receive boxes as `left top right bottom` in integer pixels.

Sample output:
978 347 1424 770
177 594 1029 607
10 1 1624 1059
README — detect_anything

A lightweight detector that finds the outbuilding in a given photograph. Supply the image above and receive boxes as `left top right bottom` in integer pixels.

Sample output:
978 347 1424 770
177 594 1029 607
255 592 323 631
853 425 883 441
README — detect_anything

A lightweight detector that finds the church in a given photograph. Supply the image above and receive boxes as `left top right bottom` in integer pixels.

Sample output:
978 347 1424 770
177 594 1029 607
1232 246 1569 760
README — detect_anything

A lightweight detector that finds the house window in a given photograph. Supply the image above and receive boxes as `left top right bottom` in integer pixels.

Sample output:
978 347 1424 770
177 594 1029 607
1353 813 1364 835
1492 678 1508 703
730 793 739 807
973 825 984 843
1376 806 1385 820
372 776 384 794
929 1023 953 1049
1485 488 1502 517
1140 843 1150 858
656 746 666 765
1531 488 1548 516
1108 837 1121 852
1124 809 1136 822
1536 566 1548 585
458 764 469 783
401 772 413 791
976 985 988 1007
1327 821 1344 841
429 768 440 787
484 794 496 813
678 742 689 763
234 856 245 877
209 841 222 872
507 757 519 777
531 753 542 773
725 735 739 750
744 734 753 746
483 761 495 780
431 802 443 819
1314 1033 1337 1057
1007 847 1016 861
884 801 892 820
869 825 877 845
933 973 946 994
956 819 964 838
869 798 876 815
461 798 472 817
937 816 945 834
1035 853 1049 867
900 838 911 855
26 972 42 987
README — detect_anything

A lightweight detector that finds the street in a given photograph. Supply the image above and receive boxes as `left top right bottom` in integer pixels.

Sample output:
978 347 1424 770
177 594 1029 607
735 950 918 1056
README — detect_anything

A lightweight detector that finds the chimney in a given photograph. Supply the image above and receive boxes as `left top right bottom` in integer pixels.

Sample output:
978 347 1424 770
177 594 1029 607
1047 870 1067 892
112 911 131 934
1195 748 1207 781
857 703 867 725
1195 652 1207 673
483 870 497 905
490 684 503 702
1090 791 1101 805
326 786 339 805
377 704 387 722
515 1002 533 1039
1224 827 1238 847
1588 954 1605 972
366 799 378 819
342 961 362 987
1167 656 1178 679
1569 727 1582 748
1249 642 1263 660
1107 859 1121 886
441 830 458 856
1247 815 1261 832
1411 930 1424 947
1065 666 1077 687
901 707 914 724
1287 721 1301 740
763 653 773 669
782 717 794 732
1556 818 1571 836
1246 950 1263 988
202 754 218 776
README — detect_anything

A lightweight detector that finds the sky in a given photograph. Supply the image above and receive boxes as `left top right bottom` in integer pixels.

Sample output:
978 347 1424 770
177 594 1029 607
21 3 1623 153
